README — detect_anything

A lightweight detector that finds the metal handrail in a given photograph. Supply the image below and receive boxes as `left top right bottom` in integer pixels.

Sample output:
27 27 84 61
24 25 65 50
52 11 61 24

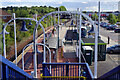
42 62 94 79
0 55 33 79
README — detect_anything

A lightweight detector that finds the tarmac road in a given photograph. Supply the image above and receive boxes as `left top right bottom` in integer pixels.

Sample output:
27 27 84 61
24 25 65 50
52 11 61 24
99 27 119 43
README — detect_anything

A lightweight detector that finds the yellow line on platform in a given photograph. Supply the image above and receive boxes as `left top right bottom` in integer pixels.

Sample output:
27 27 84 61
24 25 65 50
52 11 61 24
41 76 87 79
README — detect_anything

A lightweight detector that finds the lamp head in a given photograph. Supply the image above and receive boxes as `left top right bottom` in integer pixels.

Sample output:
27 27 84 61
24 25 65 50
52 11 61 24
19 21 28 31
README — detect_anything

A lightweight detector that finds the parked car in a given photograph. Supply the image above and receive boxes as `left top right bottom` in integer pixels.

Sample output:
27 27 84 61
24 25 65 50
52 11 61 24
107 45 120 54
112 24 118 28
100 22 105 26
106 25 115 30
106 27 115 30
114 29 120 33
102 23 109 28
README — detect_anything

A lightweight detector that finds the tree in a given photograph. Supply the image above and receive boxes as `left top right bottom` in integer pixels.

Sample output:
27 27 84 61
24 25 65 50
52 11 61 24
82 11 87 13
107 13 117 24
59 6 67 11
118 14 120 22
91 13 98 21
7 10 12 14
16 9 29 17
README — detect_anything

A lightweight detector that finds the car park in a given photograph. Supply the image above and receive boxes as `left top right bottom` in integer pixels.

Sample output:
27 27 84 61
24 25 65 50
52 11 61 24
107 45 120 54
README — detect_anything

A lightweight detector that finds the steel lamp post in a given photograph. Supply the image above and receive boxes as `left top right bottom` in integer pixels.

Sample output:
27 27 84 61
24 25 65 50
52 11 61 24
1 13 38 64
0 14 41 78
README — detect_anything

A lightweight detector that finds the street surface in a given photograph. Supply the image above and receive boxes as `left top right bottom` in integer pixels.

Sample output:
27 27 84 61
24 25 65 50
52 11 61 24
100 27 119 44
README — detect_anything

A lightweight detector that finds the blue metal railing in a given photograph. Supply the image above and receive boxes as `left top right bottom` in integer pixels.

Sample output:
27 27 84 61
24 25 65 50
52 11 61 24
98 65 120 80
0 55 33 80
42 63 94 80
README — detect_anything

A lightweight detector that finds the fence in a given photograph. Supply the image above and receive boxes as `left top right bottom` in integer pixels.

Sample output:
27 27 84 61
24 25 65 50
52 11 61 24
41 63 94 80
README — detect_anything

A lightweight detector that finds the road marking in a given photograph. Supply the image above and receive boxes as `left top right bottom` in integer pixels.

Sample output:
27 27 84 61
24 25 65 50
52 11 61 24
108 54 119 65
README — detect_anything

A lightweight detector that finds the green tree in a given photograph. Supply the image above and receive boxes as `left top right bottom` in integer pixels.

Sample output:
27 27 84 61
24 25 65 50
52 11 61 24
91 13 98 20
107 13 117 24
118 14 120 22
16 9 29 17
59 6 67 11
7 10 12 14
82 11 87 13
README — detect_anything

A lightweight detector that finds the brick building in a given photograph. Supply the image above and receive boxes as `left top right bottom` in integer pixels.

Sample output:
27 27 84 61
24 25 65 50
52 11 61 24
0 9 12 22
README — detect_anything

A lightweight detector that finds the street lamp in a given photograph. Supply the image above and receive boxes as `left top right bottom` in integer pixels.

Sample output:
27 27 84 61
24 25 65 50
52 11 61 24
0 13 39 77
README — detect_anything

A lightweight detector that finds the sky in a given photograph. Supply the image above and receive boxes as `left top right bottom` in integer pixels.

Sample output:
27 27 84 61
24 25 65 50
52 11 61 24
0 0 120 11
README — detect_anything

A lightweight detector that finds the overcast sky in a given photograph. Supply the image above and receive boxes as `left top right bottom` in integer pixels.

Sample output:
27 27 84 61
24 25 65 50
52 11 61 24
0 0 120 11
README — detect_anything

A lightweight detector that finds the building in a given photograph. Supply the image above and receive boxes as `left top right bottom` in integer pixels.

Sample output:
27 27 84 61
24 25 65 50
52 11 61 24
0 9 11 22
118 1 120 12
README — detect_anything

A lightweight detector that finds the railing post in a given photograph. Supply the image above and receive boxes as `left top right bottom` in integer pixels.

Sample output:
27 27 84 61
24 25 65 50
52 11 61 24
43 64 45 76
5 65 9 79
66 62 69 76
